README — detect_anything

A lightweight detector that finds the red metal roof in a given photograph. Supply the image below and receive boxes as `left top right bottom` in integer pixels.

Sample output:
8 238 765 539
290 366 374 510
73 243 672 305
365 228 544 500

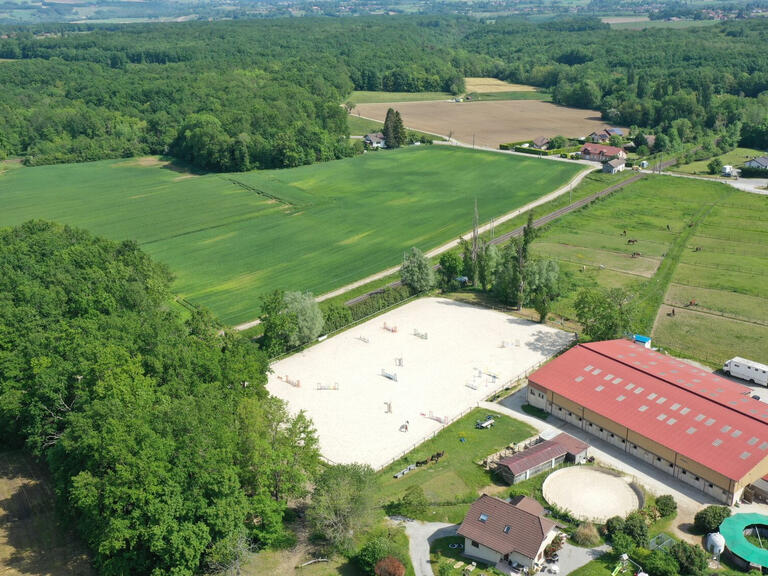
528 340 768 481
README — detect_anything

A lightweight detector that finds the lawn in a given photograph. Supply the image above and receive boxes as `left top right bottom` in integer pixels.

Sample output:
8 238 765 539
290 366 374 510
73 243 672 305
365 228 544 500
655 188 768 365
674 147 767 175
431 536 505 576
0 147 581 325
374 408 537 524
0 450 93 576
568 553 618 576
346 90 452 105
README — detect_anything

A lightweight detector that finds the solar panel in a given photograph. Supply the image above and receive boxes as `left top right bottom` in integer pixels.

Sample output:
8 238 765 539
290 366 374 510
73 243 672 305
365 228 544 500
760 442 768 451
648 393 658 400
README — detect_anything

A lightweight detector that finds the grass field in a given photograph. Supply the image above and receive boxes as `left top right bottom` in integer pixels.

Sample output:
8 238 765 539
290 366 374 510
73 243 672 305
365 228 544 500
465 91 551 102
0 450 92 576
346 90 452 105
346 114 444 141
373 408 537 524
0 147 581 325
529 176 727 323
674 147 767 175
654 190 768 366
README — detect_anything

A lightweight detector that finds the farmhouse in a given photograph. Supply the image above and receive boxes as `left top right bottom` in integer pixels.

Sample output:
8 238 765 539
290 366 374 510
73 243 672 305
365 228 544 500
603 158 626 174
495 432 589 485
364 132 386 148
580 143 627 162
588 127 624 143
458 494 558 570
531 136 550 150
745 156 768 170
527 339 768 504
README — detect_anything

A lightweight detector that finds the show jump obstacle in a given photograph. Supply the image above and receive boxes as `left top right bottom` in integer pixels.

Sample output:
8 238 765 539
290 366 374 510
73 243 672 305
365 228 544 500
381 369 398 382
316 382 339 391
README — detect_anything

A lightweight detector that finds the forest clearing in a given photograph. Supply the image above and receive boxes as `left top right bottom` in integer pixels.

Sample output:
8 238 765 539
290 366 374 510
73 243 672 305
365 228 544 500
352 100 616 148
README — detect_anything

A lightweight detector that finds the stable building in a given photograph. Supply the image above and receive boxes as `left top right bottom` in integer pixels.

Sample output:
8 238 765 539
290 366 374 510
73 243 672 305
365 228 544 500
496 432 589 484
527 339 768 504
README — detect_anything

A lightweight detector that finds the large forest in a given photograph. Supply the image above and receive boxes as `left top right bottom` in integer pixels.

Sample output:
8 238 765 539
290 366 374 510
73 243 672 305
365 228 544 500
1 16 768 171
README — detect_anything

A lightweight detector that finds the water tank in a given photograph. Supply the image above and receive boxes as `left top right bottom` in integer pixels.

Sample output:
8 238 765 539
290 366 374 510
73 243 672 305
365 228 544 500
707 532 726 556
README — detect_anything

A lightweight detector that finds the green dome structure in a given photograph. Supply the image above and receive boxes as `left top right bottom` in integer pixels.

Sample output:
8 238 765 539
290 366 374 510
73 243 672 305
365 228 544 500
719 513 768 568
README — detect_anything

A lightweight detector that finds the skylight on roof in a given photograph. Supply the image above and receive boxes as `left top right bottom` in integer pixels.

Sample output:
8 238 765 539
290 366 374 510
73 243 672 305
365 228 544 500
575 376 584 383
634 387 644 394
605 374 614 381
656 397 667 405
721 425 732 433
695 414 705 422
638 405 648 412
648 393 658 400
504 525 511 534
680 407 691 415
667 418 677 425
657 414 667 421
761 442 768 451
670 403 681 411
479 513 488 523
713 439 723 447
686 427 697 435
749 437 759 446
732 430 742 438
705 418 716 426
617 395 626 402
595 385 605 392
585 365 594 371
741 452 751 460
614 378 623 384
593 369 602 375
625 383 635 390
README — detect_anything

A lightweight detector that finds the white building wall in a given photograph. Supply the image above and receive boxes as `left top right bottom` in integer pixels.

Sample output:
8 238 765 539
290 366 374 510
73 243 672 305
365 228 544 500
463 538 501 565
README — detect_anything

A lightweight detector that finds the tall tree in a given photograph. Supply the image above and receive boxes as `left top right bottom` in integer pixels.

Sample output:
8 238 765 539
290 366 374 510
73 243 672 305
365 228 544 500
383 108 397 149
400 247 434 293
574 287 636 341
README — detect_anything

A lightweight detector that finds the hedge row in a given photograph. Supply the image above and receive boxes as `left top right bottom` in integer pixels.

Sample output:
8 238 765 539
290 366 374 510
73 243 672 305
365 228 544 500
738 166 768 178
499 143 581 156
321 284 415 334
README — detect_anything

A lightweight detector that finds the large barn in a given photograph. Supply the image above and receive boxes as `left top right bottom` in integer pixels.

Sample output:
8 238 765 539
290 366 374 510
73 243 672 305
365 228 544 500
527 339 768 504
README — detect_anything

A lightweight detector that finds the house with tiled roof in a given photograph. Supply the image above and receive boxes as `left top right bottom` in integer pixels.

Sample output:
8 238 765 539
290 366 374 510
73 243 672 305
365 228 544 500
745 156 768 170
457 494 558 570
580 143 627 162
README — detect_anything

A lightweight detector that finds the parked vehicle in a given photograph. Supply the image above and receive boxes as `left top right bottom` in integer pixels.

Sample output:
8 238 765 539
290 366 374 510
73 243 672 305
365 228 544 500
724 357 768 386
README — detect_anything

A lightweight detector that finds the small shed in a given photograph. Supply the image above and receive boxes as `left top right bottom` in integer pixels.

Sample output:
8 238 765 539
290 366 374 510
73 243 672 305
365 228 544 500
707 532 726 557
495 433 589 485
633 334 652 349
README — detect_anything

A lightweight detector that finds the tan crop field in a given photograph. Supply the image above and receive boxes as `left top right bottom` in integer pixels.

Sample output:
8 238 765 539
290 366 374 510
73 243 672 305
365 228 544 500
354 100 613 148
464 77 538 92
0 451 92 575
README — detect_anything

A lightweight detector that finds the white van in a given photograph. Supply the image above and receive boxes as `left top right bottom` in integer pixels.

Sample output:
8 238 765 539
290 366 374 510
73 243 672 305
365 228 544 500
723 357 768 386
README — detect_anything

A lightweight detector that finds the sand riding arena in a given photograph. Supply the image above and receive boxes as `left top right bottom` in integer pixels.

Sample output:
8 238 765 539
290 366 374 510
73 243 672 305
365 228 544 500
542 467 641 522
267 297 574 470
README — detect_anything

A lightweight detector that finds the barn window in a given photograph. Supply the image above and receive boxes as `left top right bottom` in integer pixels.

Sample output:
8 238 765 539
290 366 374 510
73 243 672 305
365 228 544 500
530 389 535 395
472 540 480 548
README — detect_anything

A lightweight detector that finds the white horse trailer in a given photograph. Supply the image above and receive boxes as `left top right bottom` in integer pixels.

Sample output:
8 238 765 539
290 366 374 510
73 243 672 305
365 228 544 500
723 357 768 386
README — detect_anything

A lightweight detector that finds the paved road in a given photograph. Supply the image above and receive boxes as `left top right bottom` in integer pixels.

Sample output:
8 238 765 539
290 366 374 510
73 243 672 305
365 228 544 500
554 543 609 575
396 520 458 576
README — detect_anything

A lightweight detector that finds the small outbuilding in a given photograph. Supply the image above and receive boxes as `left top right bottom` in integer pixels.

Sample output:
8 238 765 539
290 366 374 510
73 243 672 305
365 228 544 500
706 532 726 557
603 158 626 174
364 132 386 148
495 432 589 485
745 156 768 171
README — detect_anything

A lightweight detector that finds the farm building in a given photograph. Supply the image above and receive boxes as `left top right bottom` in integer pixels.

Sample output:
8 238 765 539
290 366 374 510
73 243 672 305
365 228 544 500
745 156 768 170
588 128 624 143
364 132 385 148
531 136 550 150
458 494 558 571
580 143 627 162
603 158 626 174
495 432 589 484
527 339 768 504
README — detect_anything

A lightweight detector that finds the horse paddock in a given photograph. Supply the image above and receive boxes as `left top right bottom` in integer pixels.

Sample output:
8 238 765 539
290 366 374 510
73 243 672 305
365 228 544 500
267 297 573 469
542 467 640 522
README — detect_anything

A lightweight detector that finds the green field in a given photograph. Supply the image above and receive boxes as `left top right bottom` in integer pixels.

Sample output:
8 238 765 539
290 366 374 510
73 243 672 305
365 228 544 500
654 191 768 365
0 147 582 325
346 114 444 141
346 90 452 105
374 408 537 524
465 91 551 101
674 147 767 175
529 176 726 323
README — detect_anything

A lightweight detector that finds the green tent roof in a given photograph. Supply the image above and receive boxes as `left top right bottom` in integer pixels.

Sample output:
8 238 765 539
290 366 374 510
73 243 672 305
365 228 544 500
720 513 768 567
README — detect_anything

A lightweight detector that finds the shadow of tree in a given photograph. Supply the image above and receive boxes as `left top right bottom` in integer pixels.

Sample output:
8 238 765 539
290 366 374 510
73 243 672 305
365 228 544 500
0 451 93 576
525 329 575 357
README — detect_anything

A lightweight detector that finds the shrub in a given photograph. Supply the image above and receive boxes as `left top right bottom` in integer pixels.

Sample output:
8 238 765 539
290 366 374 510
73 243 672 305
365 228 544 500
321 301 352 333
623 512 649 548
544 538 563 558
611 532 636 556
655 495 677 518
375 556 406 576
644 549 679 576
397 485 428 518
670 541 708 576
572 523 601 547
694 505 731 534
604 516 625 538
358 537 395 575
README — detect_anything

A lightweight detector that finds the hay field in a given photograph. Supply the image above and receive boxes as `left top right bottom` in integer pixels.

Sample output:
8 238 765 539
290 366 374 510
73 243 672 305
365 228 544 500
0 147 581 325
464 77 538 92
0 451 92 576
353 100 612 148
266 297 573 470
654 190 768 365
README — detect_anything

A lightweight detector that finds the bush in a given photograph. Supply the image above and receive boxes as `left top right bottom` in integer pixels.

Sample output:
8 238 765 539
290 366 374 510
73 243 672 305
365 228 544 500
644 549 679 576
623 512 649 548
655 495 677 518
321 301 353 333
611 532 636 556
694 505 731 534
375 556 406 576
358 537 395 575
544 538 563 559
396 485 428 518
670 541 708 576
604 516 625 538
572 523 601 547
